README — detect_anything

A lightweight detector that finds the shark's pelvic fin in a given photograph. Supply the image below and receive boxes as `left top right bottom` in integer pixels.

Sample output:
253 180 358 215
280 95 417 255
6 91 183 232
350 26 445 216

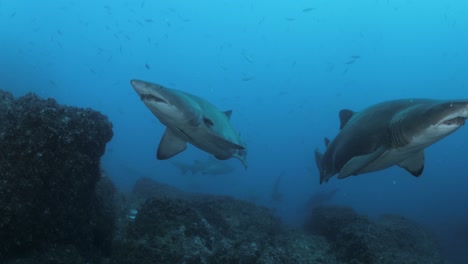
339 109 355 129
208 133 245 150
338 146 387 179
157 129 187 160
398 150 425 176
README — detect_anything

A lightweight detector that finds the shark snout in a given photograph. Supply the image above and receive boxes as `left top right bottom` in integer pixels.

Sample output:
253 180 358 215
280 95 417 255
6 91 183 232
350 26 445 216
131 79 169 104
435 101 468 127
130 79 150 96
130 79 142 88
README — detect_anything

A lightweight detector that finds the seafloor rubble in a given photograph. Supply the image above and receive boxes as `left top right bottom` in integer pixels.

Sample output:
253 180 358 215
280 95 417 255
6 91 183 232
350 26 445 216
0 90 444 264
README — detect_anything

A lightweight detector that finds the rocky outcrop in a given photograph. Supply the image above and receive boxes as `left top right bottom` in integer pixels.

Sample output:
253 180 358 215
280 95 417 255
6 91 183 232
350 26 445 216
305 205 444 264
111 178 336 264
0 90 114 263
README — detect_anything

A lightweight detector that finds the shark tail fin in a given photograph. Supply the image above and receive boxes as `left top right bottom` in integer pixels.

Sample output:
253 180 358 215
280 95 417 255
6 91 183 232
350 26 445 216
314 149 324 184
235 149 248 169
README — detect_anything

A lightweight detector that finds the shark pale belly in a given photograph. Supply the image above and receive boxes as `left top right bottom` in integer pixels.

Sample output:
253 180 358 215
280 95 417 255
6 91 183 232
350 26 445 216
315 99 468 183
131 79 247 168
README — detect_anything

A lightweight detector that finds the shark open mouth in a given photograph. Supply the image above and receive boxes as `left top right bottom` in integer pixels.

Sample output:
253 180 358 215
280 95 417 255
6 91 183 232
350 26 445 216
141 94 167 104
442 117 466 126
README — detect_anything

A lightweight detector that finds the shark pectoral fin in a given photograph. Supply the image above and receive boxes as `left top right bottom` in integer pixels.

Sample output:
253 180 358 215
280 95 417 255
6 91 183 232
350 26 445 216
338 147 387 179
156 129 187 160
398 151 425 176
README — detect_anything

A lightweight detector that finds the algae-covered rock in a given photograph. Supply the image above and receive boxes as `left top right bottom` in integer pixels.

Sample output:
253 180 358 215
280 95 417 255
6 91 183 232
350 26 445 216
111 177 337 264
305 205 444 264
0 90 114 262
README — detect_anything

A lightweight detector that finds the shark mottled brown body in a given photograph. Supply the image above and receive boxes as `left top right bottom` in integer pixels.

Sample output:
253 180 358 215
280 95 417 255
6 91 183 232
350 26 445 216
315 99 468 183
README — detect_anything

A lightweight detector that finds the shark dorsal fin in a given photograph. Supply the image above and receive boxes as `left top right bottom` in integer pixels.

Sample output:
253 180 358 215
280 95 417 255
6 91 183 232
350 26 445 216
324 137 330 147
339 109 355 129
224 110 232 119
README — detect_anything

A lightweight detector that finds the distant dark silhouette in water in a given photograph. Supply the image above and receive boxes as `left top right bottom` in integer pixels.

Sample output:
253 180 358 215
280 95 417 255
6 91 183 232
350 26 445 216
304 188 339 210
171 156 235 176
270 174 283 204
294 188 339 226
267 173 284 218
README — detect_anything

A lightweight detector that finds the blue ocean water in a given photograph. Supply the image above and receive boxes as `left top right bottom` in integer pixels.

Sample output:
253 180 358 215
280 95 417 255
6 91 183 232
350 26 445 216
1 0 467 262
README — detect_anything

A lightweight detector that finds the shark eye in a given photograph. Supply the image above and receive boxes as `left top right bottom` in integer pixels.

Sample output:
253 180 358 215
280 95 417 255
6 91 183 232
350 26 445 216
141 94 167 104
203 117 214 127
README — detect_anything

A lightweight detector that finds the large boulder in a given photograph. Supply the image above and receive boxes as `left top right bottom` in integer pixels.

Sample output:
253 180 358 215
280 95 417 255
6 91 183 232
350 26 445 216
0 90 114 262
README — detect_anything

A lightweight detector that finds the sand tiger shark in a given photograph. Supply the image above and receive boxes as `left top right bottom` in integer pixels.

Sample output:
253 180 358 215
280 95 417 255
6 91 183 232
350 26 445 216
171 156 236 176
131 79 247 168
315 99 468 183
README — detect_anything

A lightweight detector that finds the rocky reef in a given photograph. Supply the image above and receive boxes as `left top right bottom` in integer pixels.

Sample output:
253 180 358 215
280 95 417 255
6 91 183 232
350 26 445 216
0 89 445 263
112 177 335 264
304 206 444 264
109 178 445 264
0 90 114 263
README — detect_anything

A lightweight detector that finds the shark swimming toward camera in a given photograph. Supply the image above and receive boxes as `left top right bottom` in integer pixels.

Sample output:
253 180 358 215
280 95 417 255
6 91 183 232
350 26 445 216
131 79 247 167
315 99 468 183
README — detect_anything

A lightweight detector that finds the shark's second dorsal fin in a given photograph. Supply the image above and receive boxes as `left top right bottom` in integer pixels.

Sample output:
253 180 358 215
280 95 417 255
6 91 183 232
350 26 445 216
324 137 330 147
339 109 355 129
224 110 232 119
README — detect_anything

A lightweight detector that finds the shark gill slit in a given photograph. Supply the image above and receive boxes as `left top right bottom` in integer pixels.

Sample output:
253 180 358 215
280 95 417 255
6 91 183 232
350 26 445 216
390 119 409 148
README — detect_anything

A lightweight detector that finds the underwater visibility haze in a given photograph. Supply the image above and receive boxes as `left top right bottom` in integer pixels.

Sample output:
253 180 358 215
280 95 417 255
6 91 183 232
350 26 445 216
1 0 468 263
